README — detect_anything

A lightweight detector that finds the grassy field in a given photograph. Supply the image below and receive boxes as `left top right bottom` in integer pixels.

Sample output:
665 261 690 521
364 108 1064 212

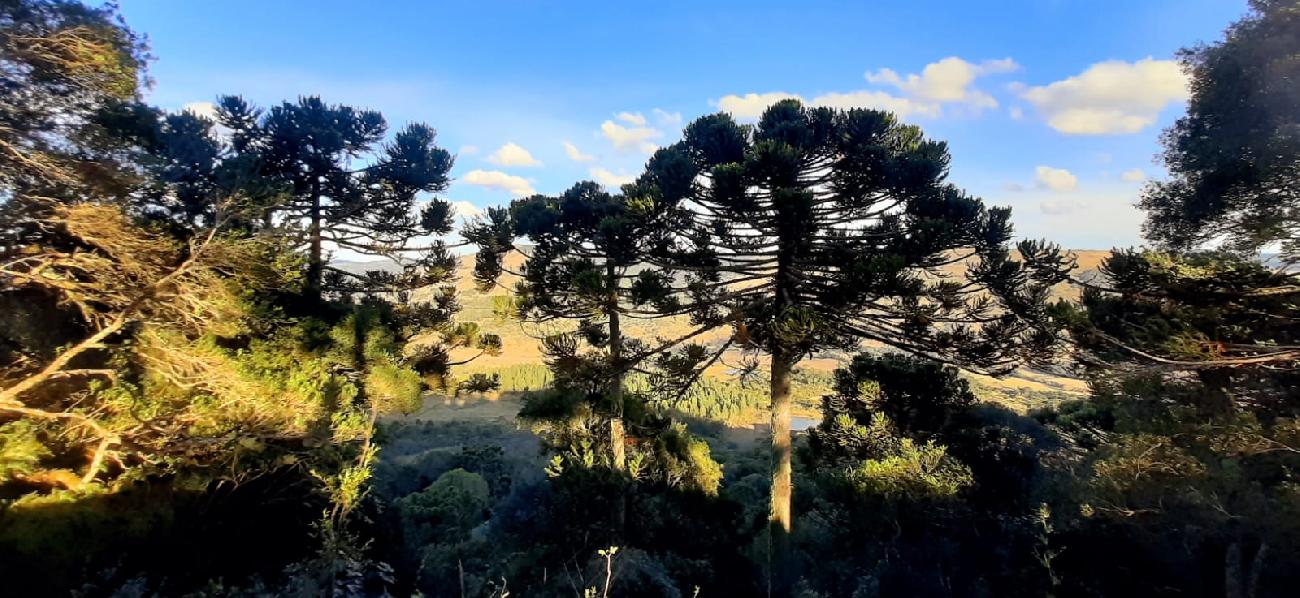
437 359 1081 431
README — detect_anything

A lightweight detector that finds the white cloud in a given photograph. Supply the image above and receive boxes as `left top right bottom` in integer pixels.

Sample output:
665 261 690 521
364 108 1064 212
449 200 483 221
1121 168 1146 182
1017 58 1189 135
590 167 636 189
458 145 480 155
865 57 1016 112
616 111 647 126
563 141 595 162
980 58 1020 74
716 57 1017 122
715 92 802 120
183 101 219 120
1005 182 1027 192
462 169 536 196
1009 106 1024 120
1036 166 1079 192
601 120 661 154
487 142 542 167
653 108 683 128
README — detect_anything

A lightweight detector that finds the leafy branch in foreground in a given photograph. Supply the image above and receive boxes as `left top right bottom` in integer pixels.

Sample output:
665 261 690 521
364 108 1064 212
0 200 305 485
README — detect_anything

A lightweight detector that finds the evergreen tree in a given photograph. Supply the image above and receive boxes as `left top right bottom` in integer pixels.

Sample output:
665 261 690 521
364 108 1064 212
1140 0 1300 258
1064 250 1300 404
214 95 457 301
643 100 1070 554
1050 250 1300 595
464 180 690 470
1050 6 1300 588
1067 0 1300 415
88 103 272 231
810 352 978 457
83 96 493 383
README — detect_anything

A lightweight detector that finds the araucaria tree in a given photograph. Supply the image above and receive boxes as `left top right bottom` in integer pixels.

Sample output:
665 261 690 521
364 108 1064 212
215 95 457 300
1139 0 1300 258
465 180 689 471
645 100 1071 539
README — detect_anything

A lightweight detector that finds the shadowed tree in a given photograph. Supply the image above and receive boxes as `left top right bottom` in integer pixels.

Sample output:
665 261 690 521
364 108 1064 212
133 109 228 226
214 95 457 301
810 352 979 454
644 99 1072 568
464 180 691 471
83 96 488 382
84 102 277 233
1140 0 1300 259
1076 0 1300 420
0 0 147 195
1051 241 1300 598
1058 0 1300 405
1060 249 1300 418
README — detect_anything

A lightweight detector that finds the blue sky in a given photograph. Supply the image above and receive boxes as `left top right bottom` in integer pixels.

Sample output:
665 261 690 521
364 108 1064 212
120 0 1248 250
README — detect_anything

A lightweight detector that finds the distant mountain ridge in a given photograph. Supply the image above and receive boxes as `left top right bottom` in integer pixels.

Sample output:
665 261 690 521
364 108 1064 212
330 259 405 277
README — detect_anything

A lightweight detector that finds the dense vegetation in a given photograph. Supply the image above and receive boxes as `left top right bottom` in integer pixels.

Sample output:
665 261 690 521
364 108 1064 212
1 0 1299 596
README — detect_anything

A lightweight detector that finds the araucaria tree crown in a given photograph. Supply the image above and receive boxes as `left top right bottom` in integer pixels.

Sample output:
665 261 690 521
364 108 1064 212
649 99 1069 372
643 98 1071 536
464 180 693 471
216 95 457 299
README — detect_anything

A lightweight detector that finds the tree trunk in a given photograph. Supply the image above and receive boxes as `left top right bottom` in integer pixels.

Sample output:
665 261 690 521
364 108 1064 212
307 185 323 302
606 261 628 538
610 416 626 470
770 349 794 532
769 347 795 590
607 261 626 472
1227 541 1244 598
